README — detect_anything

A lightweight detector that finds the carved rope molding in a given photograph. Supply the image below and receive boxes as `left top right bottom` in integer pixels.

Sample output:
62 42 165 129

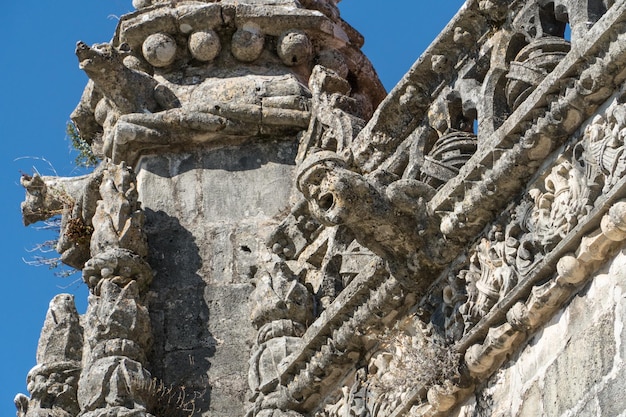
394 6 626 416
406 194 626 417
432 5 626 243
263 1 626 416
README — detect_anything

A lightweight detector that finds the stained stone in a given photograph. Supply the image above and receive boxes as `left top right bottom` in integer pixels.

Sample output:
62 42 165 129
188 30 221 62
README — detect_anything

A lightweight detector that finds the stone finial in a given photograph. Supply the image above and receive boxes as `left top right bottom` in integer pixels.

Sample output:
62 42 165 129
15 294 83 417
36 294 83 365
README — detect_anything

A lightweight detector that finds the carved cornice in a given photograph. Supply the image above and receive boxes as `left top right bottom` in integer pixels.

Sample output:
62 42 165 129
405 195 626 417
71 0 384 166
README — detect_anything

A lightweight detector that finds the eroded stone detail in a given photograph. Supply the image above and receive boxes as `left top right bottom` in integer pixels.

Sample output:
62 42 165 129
248 260 313 417
78 162 154 417
15 294 83 417
70 1 384 167
21 171 101 269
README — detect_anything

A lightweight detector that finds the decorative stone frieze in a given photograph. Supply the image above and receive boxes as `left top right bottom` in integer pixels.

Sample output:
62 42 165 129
247 1 626 416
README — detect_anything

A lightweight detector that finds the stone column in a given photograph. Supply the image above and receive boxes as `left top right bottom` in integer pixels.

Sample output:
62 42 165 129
77 162 155 417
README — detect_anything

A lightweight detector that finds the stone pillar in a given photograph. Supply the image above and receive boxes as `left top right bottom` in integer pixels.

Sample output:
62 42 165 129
77 162 155 417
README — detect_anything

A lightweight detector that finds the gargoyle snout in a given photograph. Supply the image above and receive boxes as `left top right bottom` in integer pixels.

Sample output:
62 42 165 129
75 41 93 60
76 41 89 53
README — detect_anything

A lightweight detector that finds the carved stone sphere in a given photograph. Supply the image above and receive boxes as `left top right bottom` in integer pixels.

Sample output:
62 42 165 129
277 30 313 66
94 99 108 126
132 0 151 9
123 55 152 74
232 26 265 62
142 33 177 67
189 30 221 62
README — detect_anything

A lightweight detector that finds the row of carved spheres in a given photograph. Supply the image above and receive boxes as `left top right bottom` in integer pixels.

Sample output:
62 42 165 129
133 0 340 11
139 26 320 68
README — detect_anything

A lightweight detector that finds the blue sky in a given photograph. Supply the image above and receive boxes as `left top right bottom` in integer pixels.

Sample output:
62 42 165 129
0 1 462 415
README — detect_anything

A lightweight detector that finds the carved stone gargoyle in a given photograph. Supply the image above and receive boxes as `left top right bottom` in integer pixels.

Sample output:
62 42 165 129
20 169 102 270
296 150 444 287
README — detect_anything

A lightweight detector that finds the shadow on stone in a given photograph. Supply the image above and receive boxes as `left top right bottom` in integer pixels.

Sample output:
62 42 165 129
144 208 214 414
140 141 297 178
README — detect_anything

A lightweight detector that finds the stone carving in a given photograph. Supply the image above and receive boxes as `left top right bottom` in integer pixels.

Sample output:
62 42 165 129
15 294 83 417
70 1 384 166
20 1 385 416
420 130 478 190
465 199 626 381
296 151 439 279
527 158 599 248
18 1 626 417
21 171 101 269
75 34 312 164
495 1 572 127
506 37 571 111
558 0 611 43
431 96 626 341
451 224 518 335
77 162 155 417
316 368 372 417
581 101 626 192
447 153 600 334
297 65 368 163
315 320 463 417
248 260 313 417
254 2 626 414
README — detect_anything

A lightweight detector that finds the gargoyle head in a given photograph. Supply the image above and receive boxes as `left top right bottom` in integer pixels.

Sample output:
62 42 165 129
296 151 373 227
76 41 128 72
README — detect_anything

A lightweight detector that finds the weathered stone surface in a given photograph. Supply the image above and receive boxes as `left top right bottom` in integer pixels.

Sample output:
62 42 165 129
453 249 626 417
17 1 626 417
14 295 83 417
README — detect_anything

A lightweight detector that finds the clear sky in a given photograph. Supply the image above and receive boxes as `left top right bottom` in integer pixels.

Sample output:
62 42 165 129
0 1 462 415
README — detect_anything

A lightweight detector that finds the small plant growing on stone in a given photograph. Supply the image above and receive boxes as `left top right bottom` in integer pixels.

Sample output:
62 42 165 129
23 217 71 276
66 121 99 168
140 377 204 417
21 180 83 278
368 319 460 400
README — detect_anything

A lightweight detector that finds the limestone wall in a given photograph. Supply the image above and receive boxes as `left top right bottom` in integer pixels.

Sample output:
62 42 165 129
136 141 298 416
454 249 626 417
